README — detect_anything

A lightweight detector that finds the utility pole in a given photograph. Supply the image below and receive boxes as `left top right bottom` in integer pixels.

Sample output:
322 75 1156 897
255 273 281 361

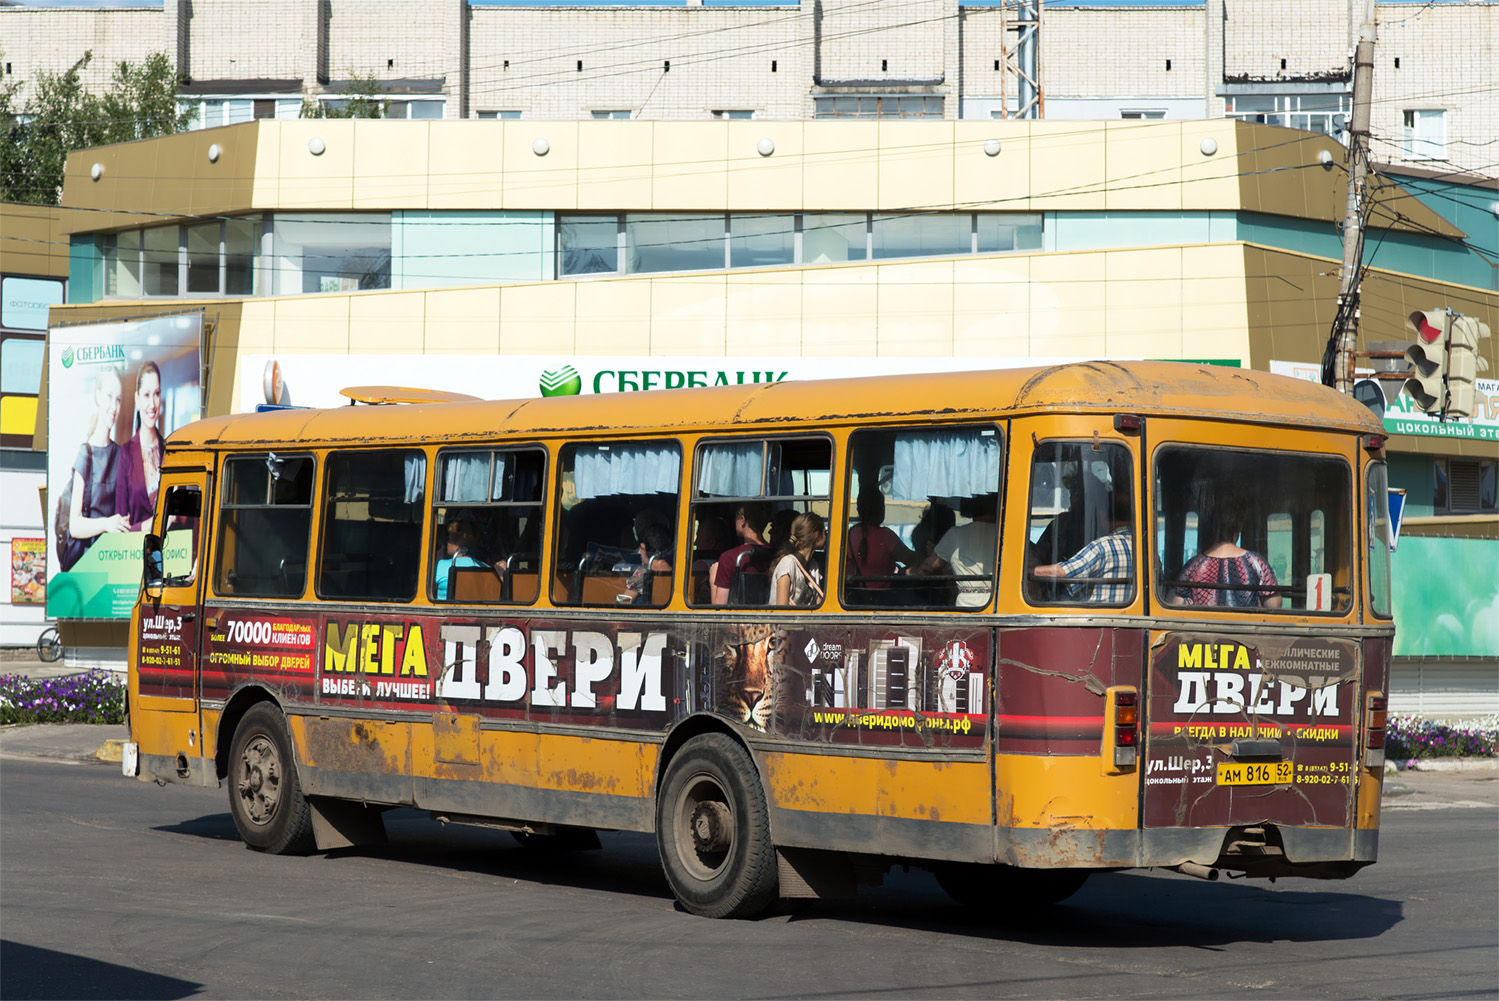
1332 0 1378 394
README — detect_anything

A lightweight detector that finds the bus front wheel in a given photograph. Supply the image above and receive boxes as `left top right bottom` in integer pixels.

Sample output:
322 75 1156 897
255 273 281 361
935 863 1089 908
656 734 778 919
228 703 314 854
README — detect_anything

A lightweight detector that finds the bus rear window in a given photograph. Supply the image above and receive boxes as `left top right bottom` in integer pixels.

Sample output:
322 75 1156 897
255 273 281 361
214 453 315 597
1154 447 1351 613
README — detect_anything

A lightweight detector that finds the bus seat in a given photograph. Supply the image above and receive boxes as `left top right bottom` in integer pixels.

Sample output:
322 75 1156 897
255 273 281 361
580 573 631 605
649 574 672 606
451 566 503 602
729 546 773 605
508 572 540 603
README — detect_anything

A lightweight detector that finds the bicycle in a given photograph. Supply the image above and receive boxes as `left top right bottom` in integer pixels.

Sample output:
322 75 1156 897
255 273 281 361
36 626 64 663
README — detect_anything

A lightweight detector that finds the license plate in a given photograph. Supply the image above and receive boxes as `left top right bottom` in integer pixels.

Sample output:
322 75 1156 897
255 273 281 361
1216 760 1293 786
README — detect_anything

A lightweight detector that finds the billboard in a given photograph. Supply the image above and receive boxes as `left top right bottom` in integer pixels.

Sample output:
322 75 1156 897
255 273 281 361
46 314 203 619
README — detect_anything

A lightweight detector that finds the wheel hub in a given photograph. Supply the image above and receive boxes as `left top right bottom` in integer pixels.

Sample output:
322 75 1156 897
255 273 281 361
236 736 280 825
690 801 732 853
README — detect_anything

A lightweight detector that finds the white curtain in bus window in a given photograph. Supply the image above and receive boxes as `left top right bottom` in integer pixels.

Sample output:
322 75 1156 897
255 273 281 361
443 451 502 502
573 444 681 500
892 430 1002 499
697 441 763 496
1153 447 1350 612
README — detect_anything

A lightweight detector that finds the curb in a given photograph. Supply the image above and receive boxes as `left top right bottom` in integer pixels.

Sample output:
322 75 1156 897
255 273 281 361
1385 757 1499 774
95 739 125 764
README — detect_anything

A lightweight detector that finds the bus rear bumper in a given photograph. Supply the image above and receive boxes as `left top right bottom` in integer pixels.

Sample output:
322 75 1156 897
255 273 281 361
1005 824 1377 878
131 748 218 788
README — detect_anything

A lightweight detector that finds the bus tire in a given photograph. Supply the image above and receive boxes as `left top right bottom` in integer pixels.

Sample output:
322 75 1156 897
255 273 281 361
656 734 778 919
935 863 1089 908
228 703 314 855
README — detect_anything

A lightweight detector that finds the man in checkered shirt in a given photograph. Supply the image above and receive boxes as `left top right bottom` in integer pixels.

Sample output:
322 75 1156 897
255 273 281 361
1034 491 1133 603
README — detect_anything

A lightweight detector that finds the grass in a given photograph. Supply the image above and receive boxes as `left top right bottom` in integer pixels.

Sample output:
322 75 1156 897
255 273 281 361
0 671 126 725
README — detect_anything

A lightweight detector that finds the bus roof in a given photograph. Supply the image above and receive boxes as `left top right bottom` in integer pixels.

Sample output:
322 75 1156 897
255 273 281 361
173 361 1385 449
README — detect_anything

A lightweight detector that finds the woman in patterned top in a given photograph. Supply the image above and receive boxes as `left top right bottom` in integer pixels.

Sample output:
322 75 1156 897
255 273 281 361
1167 497 1281 608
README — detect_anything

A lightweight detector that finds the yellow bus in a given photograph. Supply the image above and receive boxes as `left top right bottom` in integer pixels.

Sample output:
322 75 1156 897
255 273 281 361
125 361 1395 918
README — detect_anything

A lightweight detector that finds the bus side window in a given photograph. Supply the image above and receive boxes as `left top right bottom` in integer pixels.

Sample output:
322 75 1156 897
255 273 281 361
843 425 1001 610
431 447 546 604
689 436 832 608
215 453 315 598
160 485 201 582
317 449 426 602
1027 441 1134 606
552 441 682 608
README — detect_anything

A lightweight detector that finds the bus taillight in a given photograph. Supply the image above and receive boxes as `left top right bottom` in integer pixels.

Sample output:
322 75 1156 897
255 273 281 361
1105 686 1139 770
1364 692 1388 767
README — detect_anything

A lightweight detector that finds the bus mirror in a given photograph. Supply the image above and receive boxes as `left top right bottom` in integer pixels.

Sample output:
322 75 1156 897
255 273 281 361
143 534 166 596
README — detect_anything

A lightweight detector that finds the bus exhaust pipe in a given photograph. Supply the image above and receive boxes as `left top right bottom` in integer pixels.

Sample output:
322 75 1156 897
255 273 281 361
1173 862 1219 881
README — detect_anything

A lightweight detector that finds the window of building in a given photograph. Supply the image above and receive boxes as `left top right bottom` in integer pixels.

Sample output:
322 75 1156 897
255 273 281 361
626 214 726 273
183 97 300 131
802 213 868 263
814 96 943 119
318 450 426 601
142 226 179 296
728 214 795 268
872 212 972 259
392 99 445 119
1027 441 1135 607
431 448 546 603
1223 93 1349 137
272 214 392 295
104 218 263 299
712 110 755 120
1403 109 1447 160
477 110 522 119
215 453 315 597
843 425 1002 610
689 437 832 608
559 215 621 275
1435 458 1497 514
552 441 682 608
976 212 1043 253
1121 110 1166 119
591 110 631 120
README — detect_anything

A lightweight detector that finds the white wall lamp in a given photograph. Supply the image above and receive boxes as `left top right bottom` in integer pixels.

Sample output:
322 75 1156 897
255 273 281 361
983 138 1002 157
308 137 326 156
756 137 775 157
532 137 550 156
1199 137 1218 156
207 143 222 164
90 162 104 181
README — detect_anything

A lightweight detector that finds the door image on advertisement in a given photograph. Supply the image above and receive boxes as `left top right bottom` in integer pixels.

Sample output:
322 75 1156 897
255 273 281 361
137 474 208 708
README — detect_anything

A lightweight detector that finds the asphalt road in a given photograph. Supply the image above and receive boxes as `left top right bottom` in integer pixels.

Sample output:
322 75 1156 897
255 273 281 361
1 751 1495 1001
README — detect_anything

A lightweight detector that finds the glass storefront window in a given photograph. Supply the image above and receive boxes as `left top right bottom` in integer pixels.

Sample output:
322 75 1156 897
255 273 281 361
626 214 725 273
977 213 1043 253
104 230 142 297
872 212 971 260
272 214 391 295
729 214 795 268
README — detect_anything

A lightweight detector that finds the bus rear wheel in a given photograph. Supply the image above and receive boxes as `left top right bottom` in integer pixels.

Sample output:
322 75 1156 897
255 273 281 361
228 703 314 854
656 734 778 919
935 863 1089 908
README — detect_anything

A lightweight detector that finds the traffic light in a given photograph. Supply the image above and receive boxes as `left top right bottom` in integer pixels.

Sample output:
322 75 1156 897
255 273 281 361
1403 309 1449 413
1446 315 1492 420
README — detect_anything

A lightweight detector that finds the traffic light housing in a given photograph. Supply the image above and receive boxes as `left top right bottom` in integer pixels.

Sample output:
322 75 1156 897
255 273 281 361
1446 315 1492 420
1403 309 1449 413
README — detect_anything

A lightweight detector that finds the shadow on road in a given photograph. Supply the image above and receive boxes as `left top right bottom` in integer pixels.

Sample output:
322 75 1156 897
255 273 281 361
153 808 1404 947
0 940 202 1000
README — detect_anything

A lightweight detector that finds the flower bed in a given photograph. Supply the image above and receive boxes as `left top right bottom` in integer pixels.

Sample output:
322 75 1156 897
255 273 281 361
1387 712 1499 760
0 671 126 725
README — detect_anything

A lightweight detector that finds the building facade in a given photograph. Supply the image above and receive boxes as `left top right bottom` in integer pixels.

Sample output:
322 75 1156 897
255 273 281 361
1 0 1494 175
1 116 1490 708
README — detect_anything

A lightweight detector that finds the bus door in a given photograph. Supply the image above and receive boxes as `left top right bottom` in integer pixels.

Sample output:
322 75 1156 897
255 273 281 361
137 466 211 714
1141 427 1364 869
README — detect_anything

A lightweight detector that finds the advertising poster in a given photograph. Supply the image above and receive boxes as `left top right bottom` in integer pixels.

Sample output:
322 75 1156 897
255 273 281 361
10 538 46 605
46 313 203 619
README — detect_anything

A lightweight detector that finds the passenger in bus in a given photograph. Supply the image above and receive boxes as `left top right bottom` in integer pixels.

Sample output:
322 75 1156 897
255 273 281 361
912 495 998 608
846 491 919 603
623 522 674 604
767 509 797 556
1034 491 1132 602
1165 498 1281 608
769 512 827 607
434 519 488 600
711 502 772 605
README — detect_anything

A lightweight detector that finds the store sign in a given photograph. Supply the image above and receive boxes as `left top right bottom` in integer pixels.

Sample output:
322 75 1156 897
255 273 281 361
1270 360 1499 442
